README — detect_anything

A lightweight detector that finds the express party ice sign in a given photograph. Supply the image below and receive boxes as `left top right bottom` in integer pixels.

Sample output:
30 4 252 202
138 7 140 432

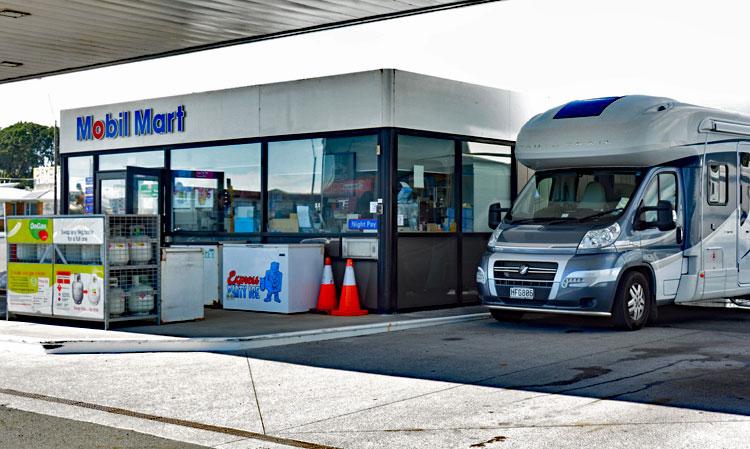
222 245 289 313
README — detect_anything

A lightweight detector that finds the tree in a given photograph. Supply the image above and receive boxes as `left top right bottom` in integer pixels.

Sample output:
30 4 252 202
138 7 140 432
0 122 58 187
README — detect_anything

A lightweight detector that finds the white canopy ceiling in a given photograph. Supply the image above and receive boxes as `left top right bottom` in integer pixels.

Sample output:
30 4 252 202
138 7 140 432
0 0 494 84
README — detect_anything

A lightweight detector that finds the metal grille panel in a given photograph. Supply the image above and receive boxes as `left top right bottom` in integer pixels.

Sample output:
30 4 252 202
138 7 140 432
493 260 558 281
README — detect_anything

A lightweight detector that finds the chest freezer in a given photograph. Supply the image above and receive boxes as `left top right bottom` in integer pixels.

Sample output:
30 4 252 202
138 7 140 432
222 244 324 313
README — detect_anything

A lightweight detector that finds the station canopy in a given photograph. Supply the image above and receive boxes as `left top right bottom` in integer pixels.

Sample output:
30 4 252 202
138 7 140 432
0 0 492 84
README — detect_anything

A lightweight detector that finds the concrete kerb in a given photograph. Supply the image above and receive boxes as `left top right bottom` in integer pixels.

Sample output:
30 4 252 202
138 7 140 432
0 312 490 355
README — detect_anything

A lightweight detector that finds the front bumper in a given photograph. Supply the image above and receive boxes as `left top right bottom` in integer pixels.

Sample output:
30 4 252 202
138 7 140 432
477 250 621 316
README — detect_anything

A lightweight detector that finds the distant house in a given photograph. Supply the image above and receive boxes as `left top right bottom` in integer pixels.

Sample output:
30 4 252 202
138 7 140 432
0 166 59 231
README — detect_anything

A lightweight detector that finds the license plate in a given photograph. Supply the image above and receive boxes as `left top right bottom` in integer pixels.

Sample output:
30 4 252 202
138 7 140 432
509 287 535 300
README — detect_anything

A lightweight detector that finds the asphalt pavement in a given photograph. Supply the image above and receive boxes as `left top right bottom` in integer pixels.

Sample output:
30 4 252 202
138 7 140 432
1 304 749 448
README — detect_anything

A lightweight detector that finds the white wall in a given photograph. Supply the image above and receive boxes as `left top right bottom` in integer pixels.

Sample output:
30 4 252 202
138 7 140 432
394 71 530 142
60 69 530 154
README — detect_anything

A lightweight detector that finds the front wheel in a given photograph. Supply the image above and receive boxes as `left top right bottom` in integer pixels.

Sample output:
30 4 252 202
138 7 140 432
612 271 651 331
490 309 525 322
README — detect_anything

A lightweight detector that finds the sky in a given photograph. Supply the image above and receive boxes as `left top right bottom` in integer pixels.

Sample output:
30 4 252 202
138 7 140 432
2 0 750 128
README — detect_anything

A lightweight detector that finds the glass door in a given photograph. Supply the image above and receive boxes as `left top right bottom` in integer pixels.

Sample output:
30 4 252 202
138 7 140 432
96 172 127 215
96 167 164 215
127 167 164 215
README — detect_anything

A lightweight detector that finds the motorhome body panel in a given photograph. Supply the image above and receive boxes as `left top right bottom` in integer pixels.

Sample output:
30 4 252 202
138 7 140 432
516 96 750 170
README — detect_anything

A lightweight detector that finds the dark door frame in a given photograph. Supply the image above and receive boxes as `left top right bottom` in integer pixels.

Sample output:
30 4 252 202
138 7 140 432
95 166 166 215
94 169 126 215
126 166 166 215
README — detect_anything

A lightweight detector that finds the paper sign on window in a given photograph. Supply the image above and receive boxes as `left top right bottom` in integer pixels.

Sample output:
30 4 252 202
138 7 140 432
414 165 424 189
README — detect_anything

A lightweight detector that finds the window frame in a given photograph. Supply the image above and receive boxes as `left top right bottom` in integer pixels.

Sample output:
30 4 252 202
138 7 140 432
740 153 750 222
266 134 380 235
460 140 514 233
707 162 728 206
61 128 517 241
170 142 261 234
636 169 679 229
396 134 457 233
64 154 95 215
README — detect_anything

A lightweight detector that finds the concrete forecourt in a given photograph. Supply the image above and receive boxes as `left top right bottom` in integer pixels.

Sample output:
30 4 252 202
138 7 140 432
1 306 749 449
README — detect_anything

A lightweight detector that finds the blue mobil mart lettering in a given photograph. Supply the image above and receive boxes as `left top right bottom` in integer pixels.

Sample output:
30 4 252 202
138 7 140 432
76 105 185 141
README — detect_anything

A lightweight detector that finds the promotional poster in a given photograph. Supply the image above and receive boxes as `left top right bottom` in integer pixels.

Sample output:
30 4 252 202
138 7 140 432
52 265 105 319
6 263 53 315
6 218 54 315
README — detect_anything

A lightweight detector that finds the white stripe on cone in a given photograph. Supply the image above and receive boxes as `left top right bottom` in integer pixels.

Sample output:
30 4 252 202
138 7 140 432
343 263 356 286
321 263 333 285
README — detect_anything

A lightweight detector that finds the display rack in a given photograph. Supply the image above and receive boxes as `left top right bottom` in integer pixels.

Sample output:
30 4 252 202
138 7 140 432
104 215 161 328
5 214 161 329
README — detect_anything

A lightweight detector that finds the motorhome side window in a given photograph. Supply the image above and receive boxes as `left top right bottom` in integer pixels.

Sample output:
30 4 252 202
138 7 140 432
707 163 728 206
641 172 677 223
741 154 750 221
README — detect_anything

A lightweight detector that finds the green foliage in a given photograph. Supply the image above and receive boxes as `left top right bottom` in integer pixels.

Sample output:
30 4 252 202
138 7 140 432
0 122 58 187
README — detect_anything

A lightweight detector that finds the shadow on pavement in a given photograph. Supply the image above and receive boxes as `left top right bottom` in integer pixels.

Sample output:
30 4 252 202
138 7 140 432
235 305 750 417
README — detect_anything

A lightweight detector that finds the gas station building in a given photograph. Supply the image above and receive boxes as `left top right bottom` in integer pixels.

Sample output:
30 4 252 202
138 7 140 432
59 69 530 313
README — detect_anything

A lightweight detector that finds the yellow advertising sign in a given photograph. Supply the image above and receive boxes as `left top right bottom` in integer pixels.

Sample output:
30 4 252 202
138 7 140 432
6 218 53 244
7 262 53 315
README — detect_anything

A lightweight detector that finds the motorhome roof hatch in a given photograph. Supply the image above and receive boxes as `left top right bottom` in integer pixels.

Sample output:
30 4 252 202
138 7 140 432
553 96 623 119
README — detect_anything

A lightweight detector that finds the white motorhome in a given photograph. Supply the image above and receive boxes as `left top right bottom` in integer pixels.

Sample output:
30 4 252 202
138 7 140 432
477 95 750 329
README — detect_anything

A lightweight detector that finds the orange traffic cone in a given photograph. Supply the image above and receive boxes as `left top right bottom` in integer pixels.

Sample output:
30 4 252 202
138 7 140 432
315 257 337 313
331 259 368 316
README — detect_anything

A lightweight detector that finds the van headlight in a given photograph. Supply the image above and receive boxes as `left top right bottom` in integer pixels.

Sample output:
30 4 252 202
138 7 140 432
487 227 503 248
579 223 621 250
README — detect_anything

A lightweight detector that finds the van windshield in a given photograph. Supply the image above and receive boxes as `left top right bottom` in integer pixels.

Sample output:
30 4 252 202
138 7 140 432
506 169 645 225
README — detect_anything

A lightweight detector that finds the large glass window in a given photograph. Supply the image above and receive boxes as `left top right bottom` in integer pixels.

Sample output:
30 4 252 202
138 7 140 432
171 144 261 233
268 135 378 233
461 142 512 232
66 156 93 214
99 150 164 170
397 135 455 232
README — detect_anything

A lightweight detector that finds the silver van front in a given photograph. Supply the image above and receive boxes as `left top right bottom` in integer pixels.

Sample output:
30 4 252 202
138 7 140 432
477 168 649 317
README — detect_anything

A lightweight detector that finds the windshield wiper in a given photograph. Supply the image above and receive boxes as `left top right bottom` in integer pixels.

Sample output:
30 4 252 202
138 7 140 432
510 216 576 225
509 217 554 225
578 208 625 222
544 217 579 226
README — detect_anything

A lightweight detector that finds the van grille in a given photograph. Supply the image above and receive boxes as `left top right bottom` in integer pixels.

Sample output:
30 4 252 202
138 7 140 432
493 261 558 282
495 279 553 288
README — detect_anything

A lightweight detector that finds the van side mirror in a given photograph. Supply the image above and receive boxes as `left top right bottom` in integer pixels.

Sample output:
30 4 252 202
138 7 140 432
488 202 509 229
656 200 676 231
635 200 676 231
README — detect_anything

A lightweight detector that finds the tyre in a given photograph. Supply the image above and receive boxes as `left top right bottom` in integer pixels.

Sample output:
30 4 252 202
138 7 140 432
490 308 525 322
612 271 651 331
